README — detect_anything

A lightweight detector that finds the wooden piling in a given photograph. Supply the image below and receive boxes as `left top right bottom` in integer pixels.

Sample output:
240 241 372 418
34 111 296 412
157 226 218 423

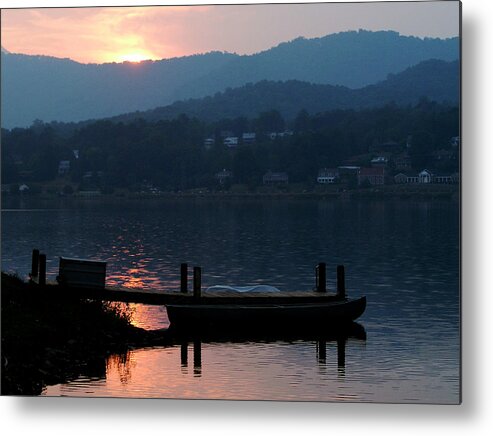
193 340 202 375
180 263 188 293
315 262 326 292
31 249 40 278
193 267 201 299
337 265 346 298
337 337 346 369
180 342 188 367
39 253 47 286
317 340 327 363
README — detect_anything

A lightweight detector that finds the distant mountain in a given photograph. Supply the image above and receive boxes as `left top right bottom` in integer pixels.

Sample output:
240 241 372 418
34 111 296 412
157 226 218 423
1 51 237 129
107 59 459 124
1 30 459 128
176 30 458 99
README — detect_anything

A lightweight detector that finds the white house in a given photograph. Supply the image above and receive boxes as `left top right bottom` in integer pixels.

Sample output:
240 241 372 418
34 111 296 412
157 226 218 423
433 175 454 184
224 137 239 147
242 132 256 144
370 156 388 167
418 169 433 184
204 138 215 149
317 168 339 184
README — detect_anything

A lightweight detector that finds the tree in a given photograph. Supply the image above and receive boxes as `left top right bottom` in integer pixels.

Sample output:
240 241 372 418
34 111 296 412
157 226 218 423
233 146 258 184
254 110 285 133
294 109 310 132
409 130 434 169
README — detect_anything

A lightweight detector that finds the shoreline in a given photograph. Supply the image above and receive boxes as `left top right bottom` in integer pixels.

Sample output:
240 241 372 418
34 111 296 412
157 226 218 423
0 273 172 396
3 184 460 202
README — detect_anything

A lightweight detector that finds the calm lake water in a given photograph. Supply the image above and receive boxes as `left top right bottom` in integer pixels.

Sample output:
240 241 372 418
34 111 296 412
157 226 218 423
1 196 460 403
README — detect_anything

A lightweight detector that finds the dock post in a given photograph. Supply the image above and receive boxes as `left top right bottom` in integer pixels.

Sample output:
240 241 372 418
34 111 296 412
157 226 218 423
39 253 47 286
315 262 326 292
337 265 346 298
193 267 202 299
317 340 327 363
180 263 188 293
193 340 202 376
337 337 346 370
31 249 40 279
180 342 188 367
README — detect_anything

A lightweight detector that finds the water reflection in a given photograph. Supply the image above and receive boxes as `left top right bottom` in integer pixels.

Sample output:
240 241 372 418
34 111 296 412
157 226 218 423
177 339 353 378
4 197 459 403
43 324 366 399
106 352 135 385
193 341 202 377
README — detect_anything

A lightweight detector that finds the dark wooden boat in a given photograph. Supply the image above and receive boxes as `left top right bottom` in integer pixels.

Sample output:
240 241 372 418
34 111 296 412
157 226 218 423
166 296 366 330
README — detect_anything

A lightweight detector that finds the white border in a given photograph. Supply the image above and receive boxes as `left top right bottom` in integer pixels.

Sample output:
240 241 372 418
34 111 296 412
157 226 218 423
2 0 492 435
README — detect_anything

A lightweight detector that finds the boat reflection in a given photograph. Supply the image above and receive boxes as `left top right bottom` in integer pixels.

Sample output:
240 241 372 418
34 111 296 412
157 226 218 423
43 322 366 397
171 322 366 377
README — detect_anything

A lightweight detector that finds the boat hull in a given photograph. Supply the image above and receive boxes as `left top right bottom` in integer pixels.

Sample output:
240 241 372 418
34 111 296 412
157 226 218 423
166 296 366 332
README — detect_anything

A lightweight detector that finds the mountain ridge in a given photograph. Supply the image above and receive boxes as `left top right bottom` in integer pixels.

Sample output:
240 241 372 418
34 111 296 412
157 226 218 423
103 59 459 125
1 30 459 128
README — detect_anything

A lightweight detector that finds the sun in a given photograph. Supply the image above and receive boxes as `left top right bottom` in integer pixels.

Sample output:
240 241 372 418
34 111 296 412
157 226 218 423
118 51 156 63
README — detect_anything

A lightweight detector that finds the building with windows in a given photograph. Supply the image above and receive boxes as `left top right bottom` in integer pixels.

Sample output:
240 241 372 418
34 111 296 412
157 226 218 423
317 168 339 184
358 167 385 185
263 171 289 185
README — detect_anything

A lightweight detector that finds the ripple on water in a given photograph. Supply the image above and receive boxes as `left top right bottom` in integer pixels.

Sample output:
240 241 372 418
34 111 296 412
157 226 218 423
4 198 459 403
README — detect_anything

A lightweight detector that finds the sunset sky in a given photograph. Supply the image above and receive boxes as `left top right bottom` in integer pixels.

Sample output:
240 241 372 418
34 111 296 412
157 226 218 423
1 1 460 64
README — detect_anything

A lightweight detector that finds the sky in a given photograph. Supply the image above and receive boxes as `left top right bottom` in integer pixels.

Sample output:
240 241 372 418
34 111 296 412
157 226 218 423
0 1 460 64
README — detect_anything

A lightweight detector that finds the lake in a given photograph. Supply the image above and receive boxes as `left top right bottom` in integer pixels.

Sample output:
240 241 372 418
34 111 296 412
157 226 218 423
1 196 460 403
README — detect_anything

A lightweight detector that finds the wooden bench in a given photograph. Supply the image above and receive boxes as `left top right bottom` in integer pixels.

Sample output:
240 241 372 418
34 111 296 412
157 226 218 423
56 257 107 289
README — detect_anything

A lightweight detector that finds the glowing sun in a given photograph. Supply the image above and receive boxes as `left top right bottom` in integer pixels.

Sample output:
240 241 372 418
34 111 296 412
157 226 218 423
118 51 156 63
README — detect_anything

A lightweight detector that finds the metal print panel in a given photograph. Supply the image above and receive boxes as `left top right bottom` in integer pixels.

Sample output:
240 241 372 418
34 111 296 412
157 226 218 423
0 1 461 404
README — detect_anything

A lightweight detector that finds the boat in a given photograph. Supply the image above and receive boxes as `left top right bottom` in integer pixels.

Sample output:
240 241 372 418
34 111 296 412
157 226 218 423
166 296 366 331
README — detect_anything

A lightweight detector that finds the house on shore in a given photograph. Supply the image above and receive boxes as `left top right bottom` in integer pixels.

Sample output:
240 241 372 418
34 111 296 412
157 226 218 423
394 169 458 184
215 169 233 185
263 171 289 185
358 167 385 185
370 156 388 168
268 131 293 140
242 132 256 144
19 184 30 193
337 166 360 186
204 138 215 149
394 173 408 184
418 169 433 184
433 174 454 184
317 168 339 184
58 160 70 176
224 137 239 148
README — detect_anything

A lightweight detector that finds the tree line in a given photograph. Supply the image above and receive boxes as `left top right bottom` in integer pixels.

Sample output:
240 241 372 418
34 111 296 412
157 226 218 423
1 100 459 192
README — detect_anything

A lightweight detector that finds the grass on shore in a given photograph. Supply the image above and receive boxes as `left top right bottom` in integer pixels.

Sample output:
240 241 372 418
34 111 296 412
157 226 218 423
1 272 163 396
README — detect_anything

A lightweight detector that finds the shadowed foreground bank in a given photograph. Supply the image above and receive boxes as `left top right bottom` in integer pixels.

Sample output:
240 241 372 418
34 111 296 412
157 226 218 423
1 273 168 396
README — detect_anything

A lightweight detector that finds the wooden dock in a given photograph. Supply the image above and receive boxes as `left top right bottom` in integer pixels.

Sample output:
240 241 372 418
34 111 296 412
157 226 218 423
41 283 345 306
25 251 367 333
29 252 348 306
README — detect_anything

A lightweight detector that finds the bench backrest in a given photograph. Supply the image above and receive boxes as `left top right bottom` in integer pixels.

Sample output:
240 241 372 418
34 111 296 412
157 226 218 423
58 257 106 288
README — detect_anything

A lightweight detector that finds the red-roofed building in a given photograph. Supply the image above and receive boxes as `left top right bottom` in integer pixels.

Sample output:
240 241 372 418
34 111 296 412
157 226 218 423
358 167 385 186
